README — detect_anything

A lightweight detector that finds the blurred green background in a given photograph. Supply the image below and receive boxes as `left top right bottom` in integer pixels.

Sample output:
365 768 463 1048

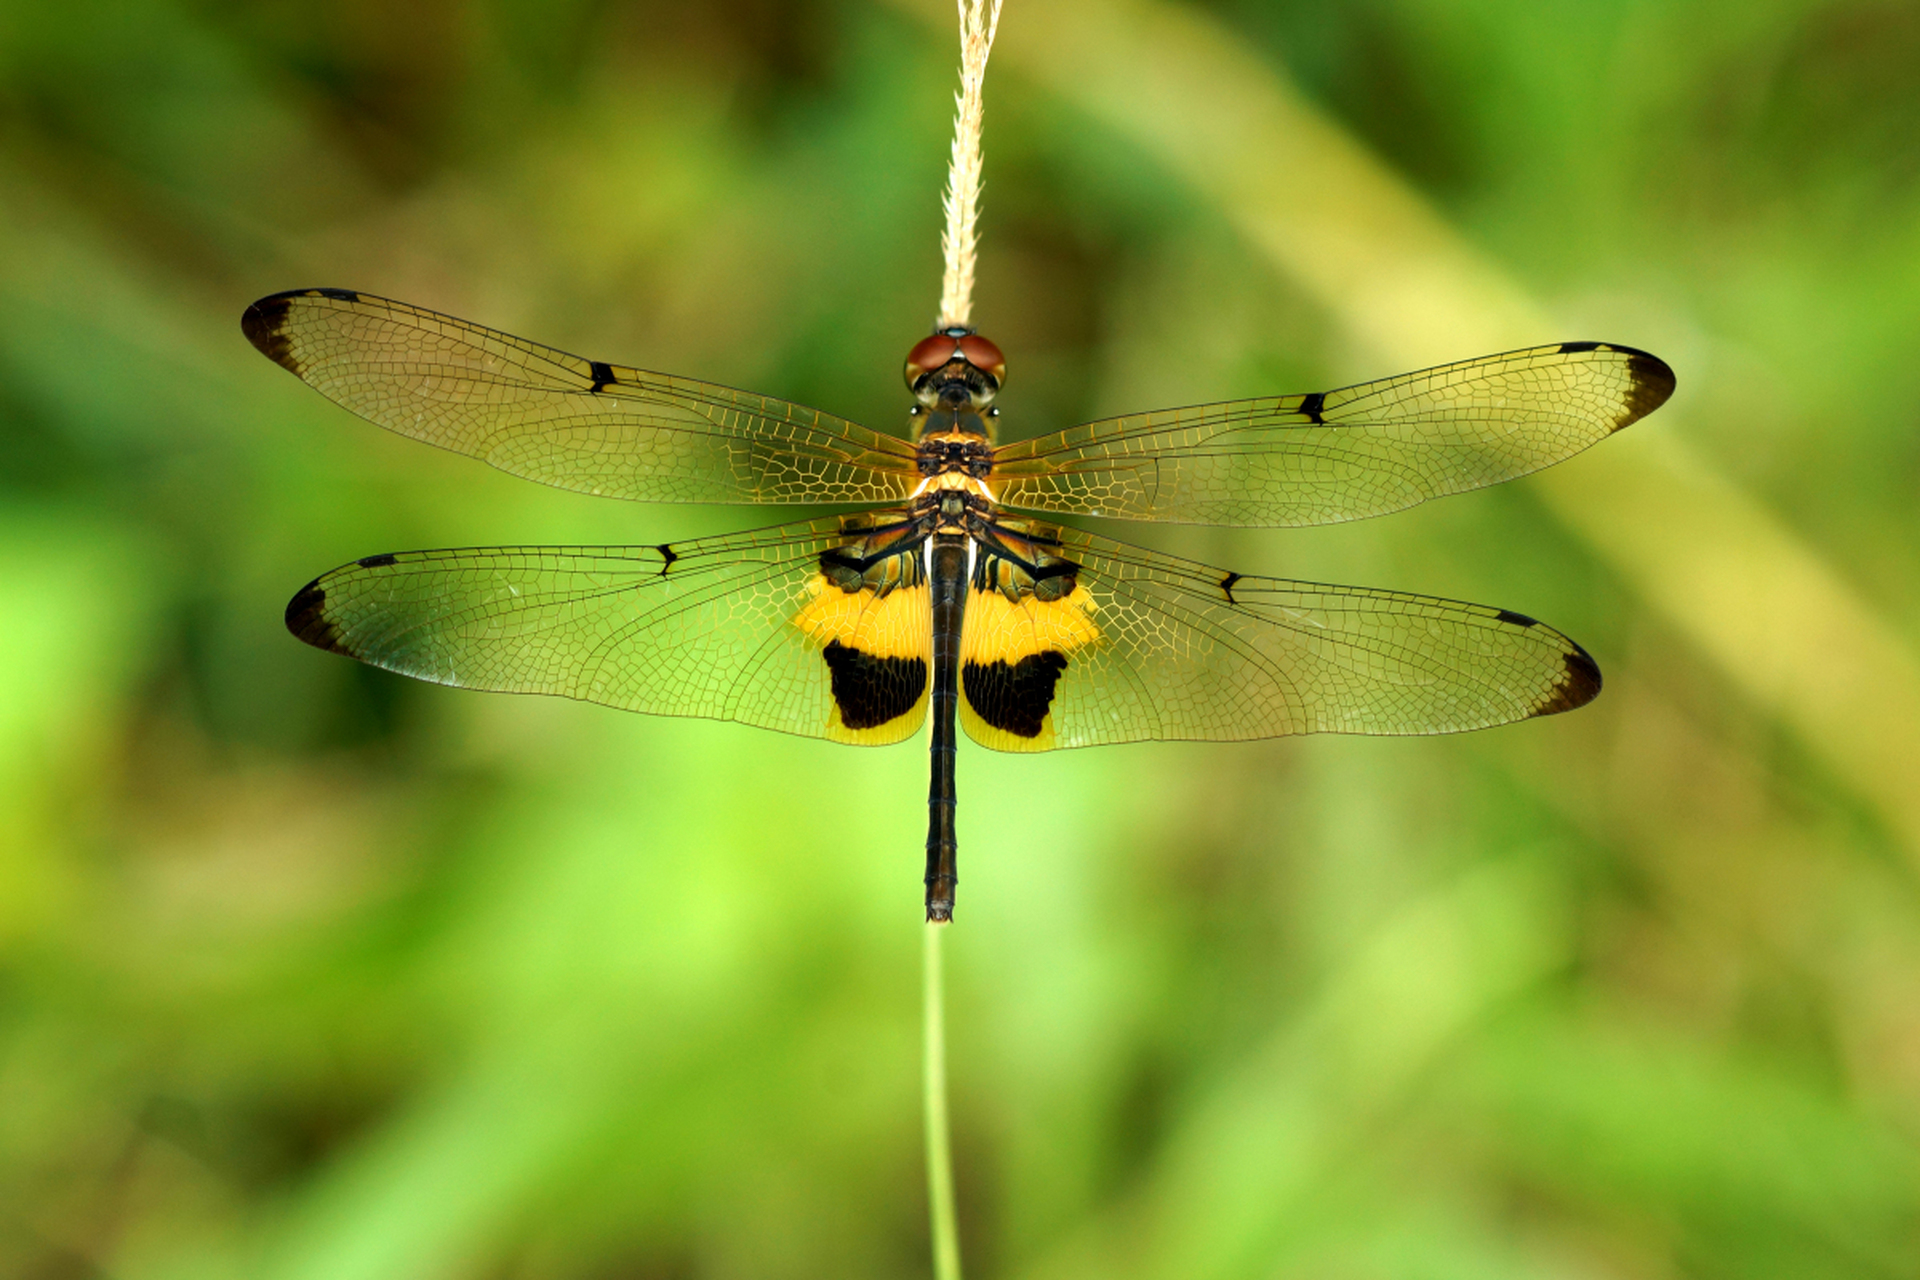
5 0 1920 1276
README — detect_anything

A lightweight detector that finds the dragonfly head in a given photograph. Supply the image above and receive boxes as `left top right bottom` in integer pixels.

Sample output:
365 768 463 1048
905 327 1005 412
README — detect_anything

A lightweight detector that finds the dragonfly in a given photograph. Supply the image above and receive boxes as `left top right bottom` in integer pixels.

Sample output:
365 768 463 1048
248 288 1673 920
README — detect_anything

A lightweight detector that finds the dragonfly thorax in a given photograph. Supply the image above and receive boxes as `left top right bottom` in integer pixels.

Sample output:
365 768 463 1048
915 430 994 479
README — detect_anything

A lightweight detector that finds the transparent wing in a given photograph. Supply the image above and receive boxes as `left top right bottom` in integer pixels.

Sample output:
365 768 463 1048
990 342 1674 526
244 289 921 506
958 518 1599 752
286 514 935 745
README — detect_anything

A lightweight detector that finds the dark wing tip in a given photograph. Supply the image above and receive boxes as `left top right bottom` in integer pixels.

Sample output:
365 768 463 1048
285 578 348 654
1608 344 1676 431
1532 644 1603 717
1555 342 1676 432
242 293 300 370
242 289 365 373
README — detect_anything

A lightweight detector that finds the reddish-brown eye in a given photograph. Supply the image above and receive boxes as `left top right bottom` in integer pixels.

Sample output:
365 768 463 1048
956 334 1006 381
906 334 957 372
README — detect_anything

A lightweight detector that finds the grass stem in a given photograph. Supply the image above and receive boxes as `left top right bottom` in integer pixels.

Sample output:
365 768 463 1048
924 920 962 1280
936 0 1003 329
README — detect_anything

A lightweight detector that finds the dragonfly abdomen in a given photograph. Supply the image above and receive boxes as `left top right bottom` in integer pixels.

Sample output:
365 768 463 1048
924 534 970 921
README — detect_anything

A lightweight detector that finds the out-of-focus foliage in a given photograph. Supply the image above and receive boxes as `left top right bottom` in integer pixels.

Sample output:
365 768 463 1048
3 0 1919 1276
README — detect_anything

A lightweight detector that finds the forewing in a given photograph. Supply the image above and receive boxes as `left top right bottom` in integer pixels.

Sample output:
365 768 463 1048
287 514 934 745
958 519 1598 752
990 342 1674 526
244 289 920 506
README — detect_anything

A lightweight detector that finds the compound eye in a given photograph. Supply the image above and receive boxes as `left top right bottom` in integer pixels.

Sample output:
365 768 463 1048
905 333 957 373
956 334 1006 382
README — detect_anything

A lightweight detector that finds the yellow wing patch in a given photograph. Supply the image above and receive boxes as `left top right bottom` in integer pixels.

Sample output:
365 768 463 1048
791 572 932 745
791 572 930 660
959 582 1102 751
960 583 1100 665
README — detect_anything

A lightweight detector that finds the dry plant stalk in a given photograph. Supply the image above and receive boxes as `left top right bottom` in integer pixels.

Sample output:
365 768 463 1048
926 12 1003 1276
937 0 1004 329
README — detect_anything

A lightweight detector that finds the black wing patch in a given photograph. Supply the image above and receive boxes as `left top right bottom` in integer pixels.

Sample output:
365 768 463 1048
824 641 929 731
962 651 1069 739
